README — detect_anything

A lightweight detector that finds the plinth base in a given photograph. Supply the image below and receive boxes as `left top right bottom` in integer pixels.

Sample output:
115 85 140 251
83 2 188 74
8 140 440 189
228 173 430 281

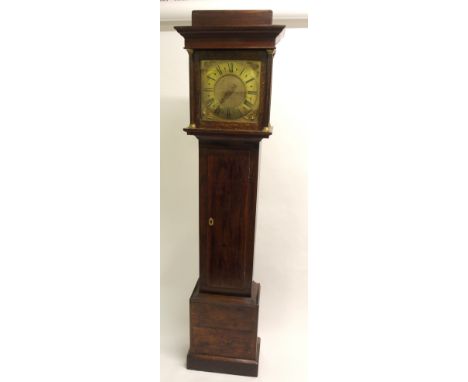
187 280 261 377
187 338 260 377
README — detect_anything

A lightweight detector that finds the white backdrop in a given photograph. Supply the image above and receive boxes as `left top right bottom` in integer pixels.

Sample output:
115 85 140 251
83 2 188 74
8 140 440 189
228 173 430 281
160 27 309 381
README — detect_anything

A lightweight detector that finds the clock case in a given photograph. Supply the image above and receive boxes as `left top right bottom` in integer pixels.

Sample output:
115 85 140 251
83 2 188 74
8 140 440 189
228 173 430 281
175 10 284 377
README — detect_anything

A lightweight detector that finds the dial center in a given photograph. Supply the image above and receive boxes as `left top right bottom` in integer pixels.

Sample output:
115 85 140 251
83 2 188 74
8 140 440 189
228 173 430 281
214 75 246 109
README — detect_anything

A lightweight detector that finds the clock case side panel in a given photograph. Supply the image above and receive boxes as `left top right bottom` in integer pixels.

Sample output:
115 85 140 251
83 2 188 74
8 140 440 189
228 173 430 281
198 138 259 297
187 49 196 127
192 50 271 132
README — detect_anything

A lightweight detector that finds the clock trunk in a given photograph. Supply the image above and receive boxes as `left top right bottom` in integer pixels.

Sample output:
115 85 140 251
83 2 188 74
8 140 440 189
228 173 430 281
199 138 259 296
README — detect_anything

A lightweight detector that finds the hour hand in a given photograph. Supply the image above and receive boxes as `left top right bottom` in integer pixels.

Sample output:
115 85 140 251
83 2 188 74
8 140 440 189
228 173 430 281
219 84 237 105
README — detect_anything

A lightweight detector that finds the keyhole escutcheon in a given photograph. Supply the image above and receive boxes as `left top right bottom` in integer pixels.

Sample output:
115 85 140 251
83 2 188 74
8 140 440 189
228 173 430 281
208 217 214 226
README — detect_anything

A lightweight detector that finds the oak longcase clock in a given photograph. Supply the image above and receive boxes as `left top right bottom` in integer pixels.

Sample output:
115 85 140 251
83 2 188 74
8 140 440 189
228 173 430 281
175 10 285 377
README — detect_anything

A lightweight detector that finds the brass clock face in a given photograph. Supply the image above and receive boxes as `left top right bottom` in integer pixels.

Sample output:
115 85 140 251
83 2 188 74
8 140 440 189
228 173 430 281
200 60 261 123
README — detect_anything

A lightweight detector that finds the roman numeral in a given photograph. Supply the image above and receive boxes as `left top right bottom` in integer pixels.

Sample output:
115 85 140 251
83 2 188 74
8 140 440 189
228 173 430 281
245 78 255 84
228 63 234 72
207 98 215 107
226 108 231 119
204 88 214 92
247 90 257 95
244 99 254 108
216 65 223 75
207 76 216 82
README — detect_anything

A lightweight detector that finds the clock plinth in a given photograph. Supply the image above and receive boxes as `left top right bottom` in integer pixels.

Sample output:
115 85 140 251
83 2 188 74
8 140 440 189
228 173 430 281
187 280 261 377
175 10 284 377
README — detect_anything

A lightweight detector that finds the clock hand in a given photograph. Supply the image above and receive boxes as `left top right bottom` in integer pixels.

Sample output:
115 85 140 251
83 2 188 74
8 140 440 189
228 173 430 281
219 84 237 105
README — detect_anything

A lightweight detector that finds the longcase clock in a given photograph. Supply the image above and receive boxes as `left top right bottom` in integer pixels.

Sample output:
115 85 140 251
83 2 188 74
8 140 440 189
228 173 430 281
175 10 285 377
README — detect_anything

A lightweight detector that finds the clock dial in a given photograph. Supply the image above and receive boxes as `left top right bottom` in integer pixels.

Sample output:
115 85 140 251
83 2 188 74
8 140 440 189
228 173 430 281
200 60 261 123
